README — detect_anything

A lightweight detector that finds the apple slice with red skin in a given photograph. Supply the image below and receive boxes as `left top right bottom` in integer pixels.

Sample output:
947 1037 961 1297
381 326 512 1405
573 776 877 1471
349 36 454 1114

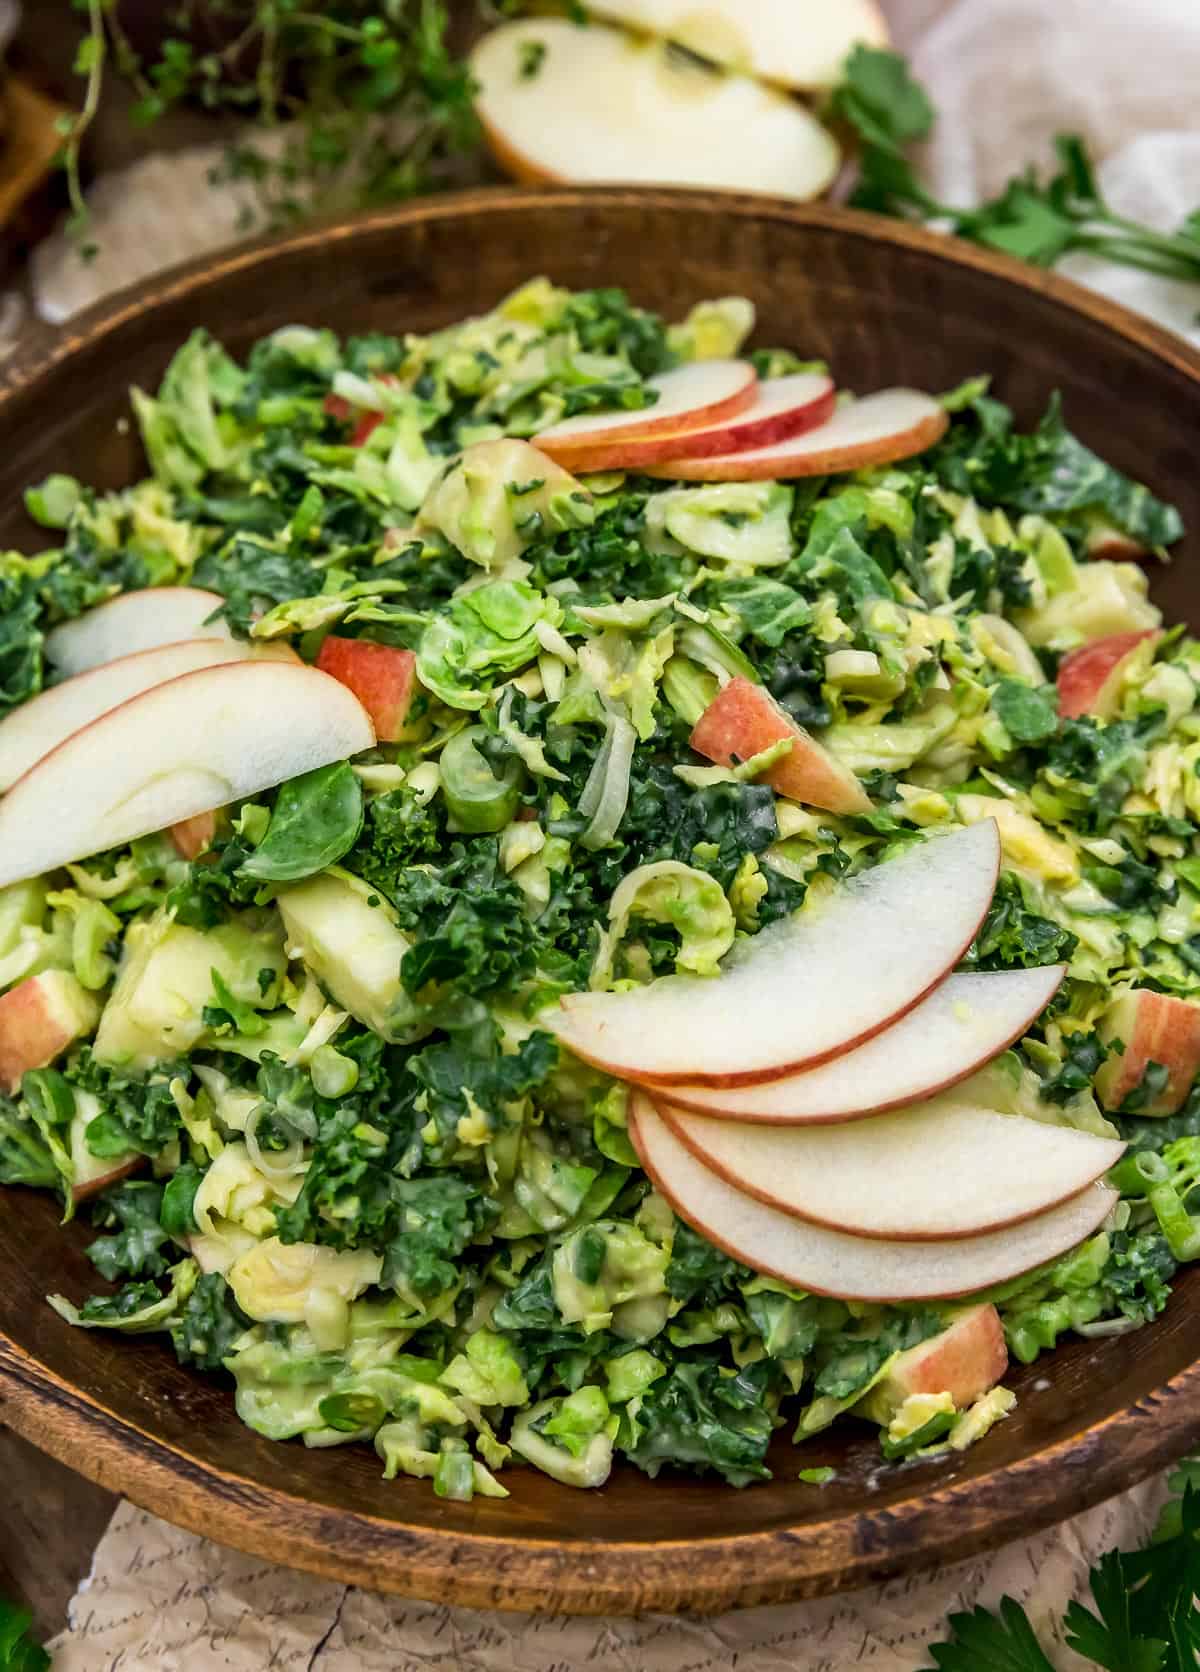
630 1095 1118 1301
1095 987 1200 1115
0 637 298 792
546 821 1000 1087
1056 629 1160 720
690 676 870 816
655 1098 1124 1239
661 966 1065 1123
535 374 835 474
856 1305 1008 1423
645 388 949 481
1085 526 1151 563
316 638 419 744
45 587 232 677
0 660 376 889
534 359 757 462
0 969 100 1094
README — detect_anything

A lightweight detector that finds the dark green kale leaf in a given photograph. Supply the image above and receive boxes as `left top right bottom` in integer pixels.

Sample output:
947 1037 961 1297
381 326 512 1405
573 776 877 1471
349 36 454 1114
560 288 674 378
193 534 329 637
665 1222 742 1307
933 391 1183 547
380 1176 495 1299
812 1308 941 1401
620 1358 775 1486
1100 1229 1176 1324
407 1027 557 1148
963 873 1078 970
527 486 691 600
0 1097 57 1188
86 1180 171 1281
345 784 444 897
74 1279 165 1325
1039 1029 1109 1105
66 1056 185 1158
1083 853 1174 912
391 839 541 998
170 1272 251 1371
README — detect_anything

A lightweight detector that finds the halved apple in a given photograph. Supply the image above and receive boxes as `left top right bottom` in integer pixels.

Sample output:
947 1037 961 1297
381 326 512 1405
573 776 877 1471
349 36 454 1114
535 372 837 474
1095 987 1200 1115
631 1097 1118 1301
535 359 757 457
583 0 889 92
663 966 1065 1123
0 661 375 888
645 389 950 480
546 821 1001 1087
1056 629 1160 720
656 1099 1124 1239
690 675 870 815
45 587 231 676
470 20 842 200
0 637 297 791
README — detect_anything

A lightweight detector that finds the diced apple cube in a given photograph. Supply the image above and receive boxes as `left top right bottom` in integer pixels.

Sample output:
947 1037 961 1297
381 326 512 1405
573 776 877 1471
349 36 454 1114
1056 629 1160 721
316 638 419 744
170 809 219 860
857 1304 1008 1423
0 970 100 1093
1095 987 1200 1115
690 676 871 815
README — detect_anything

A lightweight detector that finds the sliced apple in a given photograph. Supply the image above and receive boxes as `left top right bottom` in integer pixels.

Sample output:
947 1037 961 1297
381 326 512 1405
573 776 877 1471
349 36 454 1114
0 638 297 792
1056 629 1160 721
856 1305 1008 1423
547 821 1000 1087
631 1097 1118 1301
0 969 100 1094
535 373 833 474
535 359 756 456
1095 987 1200 1115
583 0 890 92
1085 526 1151 563
315 638 419 744
0 661 375 889
70 1092 141 1205
664 967 1065 1123
690 675 871 815
44 588 233 676
656 1099 1124 1240
645 389 950 481
471 20 841 200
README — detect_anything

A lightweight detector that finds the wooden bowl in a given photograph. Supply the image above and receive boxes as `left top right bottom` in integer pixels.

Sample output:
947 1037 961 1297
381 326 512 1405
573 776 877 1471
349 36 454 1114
2 188 1200 1616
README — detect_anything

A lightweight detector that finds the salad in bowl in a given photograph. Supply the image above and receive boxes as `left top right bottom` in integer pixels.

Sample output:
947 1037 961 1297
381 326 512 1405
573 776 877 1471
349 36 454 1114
0 277 1193 1501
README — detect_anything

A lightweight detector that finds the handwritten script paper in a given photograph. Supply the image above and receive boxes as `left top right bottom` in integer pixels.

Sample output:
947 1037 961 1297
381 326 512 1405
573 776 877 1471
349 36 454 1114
51 1478 1167 1669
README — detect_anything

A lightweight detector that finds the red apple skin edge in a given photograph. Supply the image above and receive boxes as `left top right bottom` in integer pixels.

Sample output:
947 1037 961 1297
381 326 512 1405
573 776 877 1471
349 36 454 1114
863 1305 1008 1416
72 1157 143 1207
0 974 93 1094
690 675 870 817
651 1098 1113 1241
1096 989 1200 1115
558 829 1000 1091
623 1098 932 1301
1056 630 1160 720
316 638 418 743
657 968 1066 1124
538 382 836 473
647 406 950 482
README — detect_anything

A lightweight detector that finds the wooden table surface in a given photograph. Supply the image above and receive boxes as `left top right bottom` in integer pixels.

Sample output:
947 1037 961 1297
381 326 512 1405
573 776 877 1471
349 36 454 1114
0 1426 116 1640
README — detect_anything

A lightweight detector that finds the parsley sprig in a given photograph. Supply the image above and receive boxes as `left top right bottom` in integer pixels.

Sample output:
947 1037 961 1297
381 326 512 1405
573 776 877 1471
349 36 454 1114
0 1599 48 1672
834 48 1200 288
921 1464 1200 1669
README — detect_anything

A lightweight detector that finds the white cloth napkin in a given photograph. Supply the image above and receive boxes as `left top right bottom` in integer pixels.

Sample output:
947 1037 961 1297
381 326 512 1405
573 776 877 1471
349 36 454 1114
39 0 1200 1662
